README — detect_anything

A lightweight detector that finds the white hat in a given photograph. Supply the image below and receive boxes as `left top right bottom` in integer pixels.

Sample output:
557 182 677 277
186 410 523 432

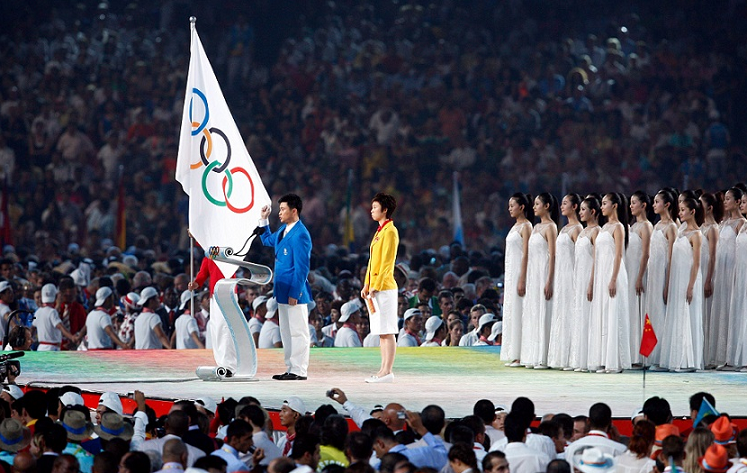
265 298 278 318
60 391 84 407
488 321 503 342
70 268 88 287
41 283 58 303
2 385 24 401
283 397 307 415
252 296 268 311
179 290 194 310
122 292 140 309
98 392 123 416
339 299 362 323
573 447 615 473
424 316 444 341
403 308 421 321
477 313 497 331
195 397 217 415
95 287 113 306
137 287 159 306
0 281 12 294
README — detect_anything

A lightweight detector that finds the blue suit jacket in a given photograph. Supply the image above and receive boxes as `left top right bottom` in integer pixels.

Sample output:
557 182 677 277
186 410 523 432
260 220 313 305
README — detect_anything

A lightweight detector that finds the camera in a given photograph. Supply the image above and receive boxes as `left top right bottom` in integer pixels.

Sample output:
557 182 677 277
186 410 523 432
397 410 407 419
326 390 336 399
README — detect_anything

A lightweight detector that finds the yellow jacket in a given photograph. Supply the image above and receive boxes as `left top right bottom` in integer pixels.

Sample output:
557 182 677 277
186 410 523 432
365 221 399 291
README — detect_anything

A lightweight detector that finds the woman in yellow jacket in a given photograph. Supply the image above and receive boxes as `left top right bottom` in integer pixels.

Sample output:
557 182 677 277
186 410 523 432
361 193 400 383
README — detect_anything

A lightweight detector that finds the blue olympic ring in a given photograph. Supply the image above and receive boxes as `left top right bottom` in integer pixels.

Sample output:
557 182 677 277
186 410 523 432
190 88 209 136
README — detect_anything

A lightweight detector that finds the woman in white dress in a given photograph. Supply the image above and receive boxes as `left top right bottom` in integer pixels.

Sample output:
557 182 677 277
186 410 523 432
699 192 722 366
659 197 704 372
590 192 632 373
569 196 602 372
728 192 747 370
627 191 654 366
501 193 533 367
520 193 559 369
645 189 678 369
710 187 745 369
548 193 583 369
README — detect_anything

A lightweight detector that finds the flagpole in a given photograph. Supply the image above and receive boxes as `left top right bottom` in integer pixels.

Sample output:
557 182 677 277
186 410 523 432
190 231 195 317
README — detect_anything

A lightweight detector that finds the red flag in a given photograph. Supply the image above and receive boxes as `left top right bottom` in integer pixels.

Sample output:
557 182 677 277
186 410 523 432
115 172 126 249
640 313 658 357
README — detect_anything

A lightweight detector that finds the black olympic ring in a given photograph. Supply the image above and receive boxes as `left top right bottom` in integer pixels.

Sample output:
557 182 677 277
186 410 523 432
200 127 232 174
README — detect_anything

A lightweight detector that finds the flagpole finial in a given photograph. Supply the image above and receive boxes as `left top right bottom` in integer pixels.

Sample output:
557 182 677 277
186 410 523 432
189 16 197 24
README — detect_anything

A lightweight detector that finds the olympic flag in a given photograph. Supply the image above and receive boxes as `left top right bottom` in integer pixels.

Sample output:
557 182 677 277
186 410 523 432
176 18 271 278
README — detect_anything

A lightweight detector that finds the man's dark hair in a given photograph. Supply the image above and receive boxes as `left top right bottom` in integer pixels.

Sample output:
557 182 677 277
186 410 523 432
360 418 387 437
461 415 486 438
314 404 338 427
321 415 348 451
345 432 373 462
547 459 571 473
370 425 396 444
238 404 265 429
643 397 672 426
279 194 303 215
58 277 75 291
372 193 397 219
20 390 47 420
689 392 716 413
122 451 151 473
473 399 496 425
165 410 190 437
265 457 295 473
194 455 228 472
504 412 525 443
93 451 118 473
736 429 747 458
379 452 408 473
418 278 437 294
52 455 79 472
447 443 478 471
421 405 445 435
660 435 685 461
482 451 507 472
42 423 68 453
290 434 320 460
217 398 238 425
589 403 612 430
346 462 375 473
510 397 535 430
539 419 560 439
553 413 573 441
172 400 199 425
226 419 253 441
448 425 475 445
104 437 130 462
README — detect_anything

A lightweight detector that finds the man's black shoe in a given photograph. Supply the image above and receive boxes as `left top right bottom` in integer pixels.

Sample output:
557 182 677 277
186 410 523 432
277 373 307 380
272 372 290 380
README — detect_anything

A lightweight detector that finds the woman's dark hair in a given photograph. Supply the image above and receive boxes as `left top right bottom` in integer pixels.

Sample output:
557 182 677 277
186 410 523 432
682 198 705 226
582 196 605 226
565 193 582 222
628 419 656 459
510 193 534 221
726 187 744 215
605 193 629 248
700 192 724 223
537 192 560 227
656 189 678 222
680 189 701 201
447 442 479 471
321 414 348 451
372 193 397 219
631 191 655 223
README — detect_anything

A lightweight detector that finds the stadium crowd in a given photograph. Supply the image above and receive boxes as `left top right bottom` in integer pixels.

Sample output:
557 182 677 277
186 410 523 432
0 385 744 473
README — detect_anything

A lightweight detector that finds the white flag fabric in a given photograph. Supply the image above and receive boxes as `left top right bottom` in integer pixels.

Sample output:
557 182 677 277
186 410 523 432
176 20 271 279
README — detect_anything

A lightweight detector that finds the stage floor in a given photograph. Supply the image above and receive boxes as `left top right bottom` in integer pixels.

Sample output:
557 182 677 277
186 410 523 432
15 347 747 418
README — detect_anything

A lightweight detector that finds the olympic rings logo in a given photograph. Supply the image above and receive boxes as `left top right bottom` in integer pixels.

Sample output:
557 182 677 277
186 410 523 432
189 88 255 213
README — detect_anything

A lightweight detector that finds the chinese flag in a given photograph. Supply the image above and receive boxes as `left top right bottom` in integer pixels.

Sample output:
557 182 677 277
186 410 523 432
640 313 658 357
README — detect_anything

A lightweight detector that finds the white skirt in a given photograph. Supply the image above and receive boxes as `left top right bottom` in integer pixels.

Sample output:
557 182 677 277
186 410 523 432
370 289 399 335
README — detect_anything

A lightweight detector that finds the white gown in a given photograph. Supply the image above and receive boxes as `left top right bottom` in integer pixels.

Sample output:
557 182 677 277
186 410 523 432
520 230 552 367
547 226 579 368
700 223 716 363
659 231 704 370
728 228 747 366
625 229 646 365
568 234 594 370
708 222 738 366
590 229 632 371
645 225 671 365
500 221 530 362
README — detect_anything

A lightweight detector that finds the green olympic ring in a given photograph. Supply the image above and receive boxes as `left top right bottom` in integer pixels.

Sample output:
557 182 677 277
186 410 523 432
201 160 233 206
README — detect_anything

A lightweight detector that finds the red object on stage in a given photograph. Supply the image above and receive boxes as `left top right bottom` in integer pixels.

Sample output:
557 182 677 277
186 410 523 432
640 313 658 358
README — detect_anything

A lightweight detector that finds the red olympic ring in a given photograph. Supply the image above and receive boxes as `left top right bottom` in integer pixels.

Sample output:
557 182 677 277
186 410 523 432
221 167 255 213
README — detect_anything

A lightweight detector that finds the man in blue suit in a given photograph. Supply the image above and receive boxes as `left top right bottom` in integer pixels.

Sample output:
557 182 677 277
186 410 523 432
259 194 312 380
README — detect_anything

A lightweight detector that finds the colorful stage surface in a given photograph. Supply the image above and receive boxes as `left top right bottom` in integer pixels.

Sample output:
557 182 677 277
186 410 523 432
13 347 747 419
